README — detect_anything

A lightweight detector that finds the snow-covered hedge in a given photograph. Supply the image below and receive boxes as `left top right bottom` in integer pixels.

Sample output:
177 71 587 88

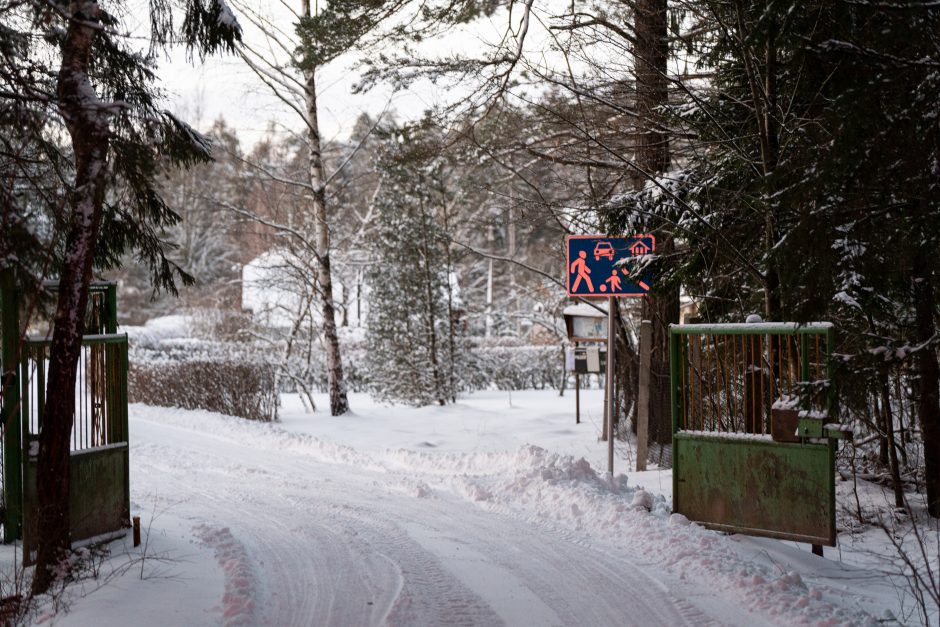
464 343 565 391
126 315 569 410
129 338 278 422
280 339 565 394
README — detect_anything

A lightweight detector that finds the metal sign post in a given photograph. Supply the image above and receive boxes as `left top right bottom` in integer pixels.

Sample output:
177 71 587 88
566 235 655 476
606 296 615 475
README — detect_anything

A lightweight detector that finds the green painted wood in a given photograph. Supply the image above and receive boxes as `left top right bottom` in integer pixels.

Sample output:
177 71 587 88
670 322 832 335
25 333 128 346
674 433 836 545
21 335 130 558
105 283 117 334
0 268 23 542
23 444 130 564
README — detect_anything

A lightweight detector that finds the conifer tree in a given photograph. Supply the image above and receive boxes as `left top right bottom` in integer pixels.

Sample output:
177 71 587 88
1 0 241 594
637 1 940 514
365 127 463 406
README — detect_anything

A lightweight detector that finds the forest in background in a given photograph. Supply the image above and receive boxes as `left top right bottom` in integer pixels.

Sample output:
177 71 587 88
1 0 938 605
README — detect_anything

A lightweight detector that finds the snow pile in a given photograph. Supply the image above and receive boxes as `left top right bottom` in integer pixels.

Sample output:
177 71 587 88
405 446 879 625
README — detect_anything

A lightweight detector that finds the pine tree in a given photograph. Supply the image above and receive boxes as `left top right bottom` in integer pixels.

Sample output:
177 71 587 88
365 127 463 406
791 2 940 517
635 0 940 515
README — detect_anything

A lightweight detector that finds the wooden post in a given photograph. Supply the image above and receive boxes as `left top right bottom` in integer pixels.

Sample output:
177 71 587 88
636 320 652 471
607 297 615 475
575 373 580 424
133 516 141 547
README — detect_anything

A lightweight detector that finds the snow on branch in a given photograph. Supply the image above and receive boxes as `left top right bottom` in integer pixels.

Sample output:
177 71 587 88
161 110 213 163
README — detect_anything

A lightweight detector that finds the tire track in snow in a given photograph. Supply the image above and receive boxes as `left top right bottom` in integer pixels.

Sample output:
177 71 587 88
132 424 503 626
193 524 259 626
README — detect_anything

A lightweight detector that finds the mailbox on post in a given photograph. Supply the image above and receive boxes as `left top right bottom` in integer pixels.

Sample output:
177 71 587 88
572 346 606 374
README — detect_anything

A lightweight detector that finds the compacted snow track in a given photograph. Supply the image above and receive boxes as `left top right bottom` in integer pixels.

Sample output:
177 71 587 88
48 395 888 626
128 410 719 626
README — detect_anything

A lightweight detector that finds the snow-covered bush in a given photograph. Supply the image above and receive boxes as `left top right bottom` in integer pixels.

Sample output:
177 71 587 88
129 338 278 422
465 342 565 391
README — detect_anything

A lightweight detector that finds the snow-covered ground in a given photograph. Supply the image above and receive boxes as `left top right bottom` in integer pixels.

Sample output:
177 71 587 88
10 389 930 625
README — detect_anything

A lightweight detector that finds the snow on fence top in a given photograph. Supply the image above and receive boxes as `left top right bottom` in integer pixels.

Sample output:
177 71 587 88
671 322 833 334
677 429 774 442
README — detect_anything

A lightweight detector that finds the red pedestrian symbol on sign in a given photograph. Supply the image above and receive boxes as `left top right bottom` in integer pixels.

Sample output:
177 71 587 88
569 250 594 293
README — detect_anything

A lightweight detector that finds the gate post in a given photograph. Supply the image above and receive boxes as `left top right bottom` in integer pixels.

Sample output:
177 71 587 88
0 269 23 542
669 327 680 507
105 283 118 334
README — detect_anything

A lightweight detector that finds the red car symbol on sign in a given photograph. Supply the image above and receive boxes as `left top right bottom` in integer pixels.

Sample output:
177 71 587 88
593 241 614 261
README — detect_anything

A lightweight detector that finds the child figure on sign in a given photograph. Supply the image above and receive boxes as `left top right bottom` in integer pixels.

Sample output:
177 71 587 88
604 270 622 294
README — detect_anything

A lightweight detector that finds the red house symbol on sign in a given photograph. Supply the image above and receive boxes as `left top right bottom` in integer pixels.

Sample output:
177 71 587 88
630 241 650 256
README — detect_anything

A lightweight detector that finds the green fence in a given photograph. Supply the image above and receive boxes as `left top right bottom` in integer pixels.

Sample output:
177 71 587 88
0 268 129 551
670 322 844 546
22 335 130 560
22 336 128 452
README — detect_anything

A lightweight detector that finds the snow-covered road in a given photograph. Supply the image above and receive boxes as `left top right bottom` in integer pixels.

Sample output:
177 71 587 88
48 391 894 625
128 408 715 626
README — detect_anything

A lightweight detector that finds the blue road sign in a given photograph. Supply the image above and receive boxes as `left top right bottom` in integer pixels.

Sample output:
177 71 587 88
566 235 655 297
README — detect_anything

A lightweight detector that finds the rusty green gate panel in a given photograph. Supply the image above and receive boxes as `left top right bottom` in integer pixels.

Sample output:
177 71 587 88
674 434 835 544
23 444 129 561
670 322 844 546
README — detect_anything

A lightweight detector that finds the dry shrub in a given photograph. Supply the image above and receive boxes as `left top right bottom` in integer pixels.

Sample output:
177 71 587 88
129 359 278 422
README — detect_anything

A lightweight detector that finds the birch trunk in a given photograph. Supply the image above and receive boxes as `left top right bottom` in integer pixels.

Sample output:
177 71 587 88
33 0 111 594
302 0 349 415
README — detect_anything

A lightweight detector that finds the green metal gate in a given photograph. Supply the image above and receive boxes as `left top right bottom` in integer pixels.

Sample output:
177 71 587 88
670 322 847 546
0 269 129 554
21 335 130 560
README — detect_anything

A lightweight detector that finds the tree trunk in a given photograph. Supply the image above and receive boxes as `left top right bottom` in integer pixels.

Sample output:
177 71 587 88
419 230 445 405
302 0 348 416
443 212 458 403
641 276 679 452
912 251 940 517
633 0 675 463
877 387 889 465
880 372 905 509
33 0 110 594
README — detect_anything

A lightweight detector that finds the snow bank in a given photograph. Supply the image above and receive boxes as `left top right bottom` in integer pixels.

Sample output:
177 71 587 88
439 447 877 626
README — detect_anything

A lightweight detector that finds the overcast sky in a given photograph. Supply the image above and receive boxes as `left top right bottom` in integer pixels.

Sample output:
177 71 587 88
149 1 517 148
